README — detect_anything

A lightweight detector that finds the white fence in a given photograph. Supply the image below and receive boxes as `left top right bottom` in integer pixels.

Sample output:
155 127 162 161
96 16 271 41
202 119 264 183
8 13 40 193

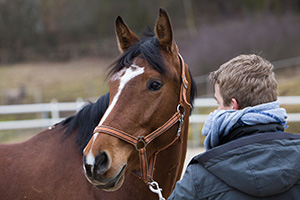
1 96 300 145
0 98 86 130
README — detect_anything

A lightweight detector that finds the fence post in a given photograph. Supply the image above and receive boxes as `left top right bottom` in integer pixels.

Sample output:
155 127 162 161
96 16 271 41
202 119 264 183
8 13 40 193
192 123 201 147
41 110 49 121
50 99 60 125
76 97 84 112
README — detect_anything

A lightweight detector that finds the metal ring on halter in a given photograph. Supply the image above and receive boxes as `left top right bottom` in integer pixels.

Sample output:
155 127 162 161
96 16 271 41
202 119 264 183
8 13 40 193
135 136 147 151
148 181 165 200
177 104 185 117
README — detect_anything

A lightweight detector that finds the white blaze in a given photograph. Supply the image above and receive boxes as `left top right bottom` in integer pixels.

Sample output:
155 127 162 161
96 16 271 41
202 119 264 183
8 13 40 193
99 63 144 126
84 63 144 165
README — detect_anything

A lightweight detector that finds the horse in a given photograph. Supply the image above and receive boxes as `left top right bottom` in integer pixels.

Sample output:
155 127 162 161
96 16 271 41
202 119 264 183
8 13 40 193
0 8 196 200
83 8 196 199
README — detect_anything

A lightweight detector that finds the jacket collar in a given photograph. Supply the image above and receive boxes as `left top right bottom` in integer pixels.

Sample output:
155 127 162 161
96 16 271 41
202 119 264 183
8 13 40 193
219 123 284 146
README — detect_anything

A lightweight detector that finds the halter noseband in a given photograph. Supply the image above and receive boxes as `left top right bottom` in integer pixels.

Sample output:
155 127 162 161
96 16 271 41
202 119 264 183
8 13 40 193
93 54 191 197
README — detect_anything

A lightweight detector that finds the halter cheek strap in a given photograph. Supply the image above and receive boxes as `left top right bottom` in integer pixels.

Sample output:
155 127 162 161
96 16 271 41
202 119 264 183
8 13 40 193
178 54 192 108
93 54 191 198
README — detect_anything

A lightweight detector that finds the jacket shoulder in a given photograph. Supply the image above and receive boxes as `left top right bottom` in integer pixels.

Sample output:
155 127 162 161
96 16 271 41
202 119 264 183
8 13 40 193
192 132 300 165
185 159 233 199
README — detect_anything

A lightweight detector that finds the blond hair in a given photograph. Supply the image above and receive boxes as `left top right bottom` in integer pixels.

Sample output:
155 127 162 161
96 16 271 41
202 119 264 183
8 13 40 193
209 54 277 109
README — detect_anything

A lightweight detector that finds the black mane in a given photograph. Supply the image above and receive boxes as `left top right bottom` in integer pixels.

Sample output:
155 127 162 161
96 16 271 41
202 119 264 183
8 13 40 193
109 30 167 76
62 29 196 151
62 92 109 151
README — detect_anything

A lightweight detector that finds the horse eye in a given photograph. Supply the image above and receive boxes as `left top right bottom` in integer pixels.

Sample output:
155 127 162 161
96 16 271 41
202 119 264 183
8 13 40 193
147 80 163 91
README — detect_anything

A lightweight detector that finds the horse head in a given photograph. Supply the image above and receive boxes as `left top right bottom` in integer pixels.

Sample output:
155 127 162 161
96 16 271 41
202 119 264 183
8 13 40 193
83 8 194 192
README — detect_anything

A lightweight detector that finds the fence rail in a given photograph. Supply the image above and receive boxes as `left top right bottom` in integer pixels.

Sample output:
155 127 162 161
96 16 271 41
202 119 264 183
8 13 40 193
1 97 300 143
0 98 86 130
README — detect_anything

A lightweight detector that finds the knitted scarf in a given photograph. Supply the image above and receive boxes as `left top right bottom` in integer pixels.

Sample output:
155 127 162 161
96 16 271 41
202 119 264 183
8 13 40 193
202 101 287 150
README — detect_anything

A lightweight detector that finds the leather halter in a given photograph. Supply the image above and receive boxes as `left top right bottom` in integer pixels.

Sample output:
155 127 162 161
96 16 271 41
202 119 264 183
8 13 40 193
93 54 191 184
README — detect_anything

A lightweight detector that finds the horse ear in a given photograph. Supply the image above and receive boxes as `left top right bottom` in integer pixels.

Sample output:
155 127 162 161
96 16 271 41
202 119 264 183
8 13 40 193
115 16 139 53
155 8 178 53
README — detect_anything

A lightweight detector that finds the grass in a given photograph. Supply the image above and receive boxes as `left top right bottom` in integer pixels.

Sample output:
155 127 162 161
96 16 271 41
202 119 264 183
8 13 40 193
0 128 43 143
0 57 111 104
277 66 300 96
277 66 300 133
0 58 300 143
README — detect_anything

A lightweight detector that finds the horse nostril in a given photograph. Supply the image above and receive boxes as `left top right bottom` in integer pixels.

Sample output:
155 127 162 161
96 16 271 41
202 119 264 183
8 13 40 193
84 164 93 177
83 156 93 177
95 151 109 175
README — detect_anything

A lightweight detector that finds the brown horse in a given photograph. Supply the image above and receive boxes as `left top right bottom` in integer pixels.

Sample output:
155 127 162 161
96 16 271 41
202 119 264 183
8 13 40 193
83 8 195 199
0 9 195 200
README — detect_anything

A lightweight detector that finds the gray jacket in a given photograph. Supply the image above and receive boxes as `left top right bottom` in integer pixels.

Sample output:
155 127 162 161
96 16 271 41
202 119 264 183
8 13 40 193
169 132 300 199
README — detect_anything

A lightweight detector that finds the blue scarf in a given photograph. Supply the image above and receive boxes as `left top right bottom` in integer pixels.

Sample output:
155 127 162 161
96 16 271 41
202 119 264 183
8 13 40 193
202 101 287 150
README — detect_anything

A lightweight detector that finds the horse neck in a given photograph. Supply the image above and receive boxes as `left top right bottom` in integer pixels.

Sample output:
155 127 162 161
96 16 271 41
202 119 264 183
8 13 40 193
5 125 84 177
152 116 189 198
0 125 84 197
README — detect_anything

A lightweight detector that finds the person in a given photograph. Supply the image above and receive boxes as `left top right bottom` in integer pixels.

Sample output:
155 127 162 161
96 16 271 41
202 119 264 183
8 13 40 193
168 54 300 199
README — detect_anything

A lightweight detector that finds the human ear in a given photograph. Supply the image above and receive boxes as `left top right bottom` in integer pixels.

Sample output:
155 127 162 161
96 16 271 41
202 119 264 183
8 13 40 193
231 98 239 110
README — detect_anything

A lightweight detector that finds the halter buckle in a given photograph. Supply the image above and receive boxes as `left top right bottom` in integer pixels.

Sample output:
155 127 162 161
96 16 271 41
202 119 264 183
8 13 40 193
182 76 188 89
135 136 147 151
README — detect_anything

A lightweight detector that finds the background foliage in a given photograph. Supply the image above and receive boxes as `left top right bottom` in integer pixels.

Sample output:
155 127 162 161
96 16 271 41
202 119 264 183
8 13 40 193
1 0 300 76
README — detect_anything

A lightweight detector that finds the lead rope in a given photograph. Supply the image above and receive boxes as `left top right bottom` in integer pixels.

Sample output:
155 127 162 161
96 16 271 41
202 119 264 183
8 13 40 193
149 181 166 200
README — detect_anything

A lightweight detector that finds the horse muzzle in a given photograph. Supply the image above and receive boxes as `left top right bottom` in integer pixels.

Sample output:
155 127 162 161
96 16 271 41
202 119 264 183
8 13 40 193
83 151 126 191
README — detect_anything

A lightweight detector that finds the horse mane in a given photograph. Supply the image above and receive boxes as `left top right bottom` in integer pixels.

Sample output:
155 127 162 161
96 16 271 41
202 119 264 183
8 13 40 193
62 29 197 151
109 28 197 106
189 72 197 108
62 92 110 151
108 29 167 76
